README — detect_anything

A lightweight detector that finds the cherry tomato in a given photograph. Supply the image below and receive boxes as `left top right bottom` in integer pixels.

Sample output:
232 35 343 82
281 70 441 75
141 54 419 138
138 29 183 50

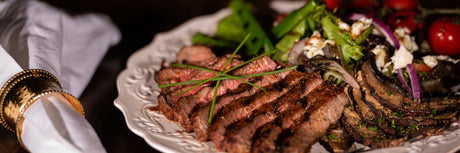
384 0 417 10
387 10 422 33
322 0 342 11
428 17 460 56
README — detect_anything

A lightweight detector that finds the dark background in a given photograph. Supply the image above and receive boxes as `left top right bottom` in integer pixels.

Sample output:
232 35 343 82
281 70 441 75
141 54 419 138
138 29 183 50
0 0 459 153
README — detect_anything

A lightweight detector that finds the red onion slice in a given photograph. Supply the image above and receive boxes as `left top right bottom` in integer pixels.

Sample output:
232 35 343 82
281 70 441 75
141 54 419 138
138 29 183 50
287 37 309 65
407 64 421 102
397 68 412 95
348 13 400 49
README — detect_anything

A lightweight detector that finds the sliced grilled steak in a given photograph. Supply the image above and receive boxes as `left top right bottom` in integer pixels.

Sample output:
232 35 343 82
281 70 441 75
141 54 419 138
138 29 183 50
207 71 312 149
174 56 278 131
222 74 322 152
176 45 216 64
347 86 398 135
250 100 309 153
192 70 292 141
340 60 460 149
279 84 347 153
153 56 243 120
224 104 278 152
157 55 220 94
357 66 457 128
341 107 408 148
358 61 430 116
251 123 282 153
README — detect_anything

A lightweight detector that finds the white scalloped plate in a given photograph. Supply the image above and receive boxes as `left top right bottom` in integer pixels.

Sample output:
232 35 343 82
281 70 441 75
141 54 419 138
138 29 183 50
114 1 460 153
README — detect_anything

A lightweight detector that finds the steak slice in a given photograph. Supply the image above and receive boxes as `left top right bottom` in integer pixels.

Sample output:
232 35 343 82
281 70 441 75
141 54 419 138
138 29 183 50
250 84 343 153
222 74 322 152
207 71 310 149
358 70 452 128
157 55 220 94
224 104 278 152
153 56 243 120
249 97 312 152
251 123 282 153
341 106 408 148
168 56 244 98
174 56 278 131
279 84 347 153
192 70 292 141
176 45 216 64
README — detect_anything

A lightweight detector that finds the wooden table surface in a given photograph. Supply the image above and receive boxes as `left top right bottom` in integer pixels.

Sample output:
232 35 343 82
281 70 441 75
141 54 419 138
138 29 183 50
0 0 459 153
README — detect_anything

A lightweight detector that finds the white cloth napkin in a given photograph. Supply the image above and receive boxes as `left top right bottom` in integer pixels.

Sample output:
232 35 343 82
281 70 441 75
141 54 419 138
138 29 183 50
0 0 120 152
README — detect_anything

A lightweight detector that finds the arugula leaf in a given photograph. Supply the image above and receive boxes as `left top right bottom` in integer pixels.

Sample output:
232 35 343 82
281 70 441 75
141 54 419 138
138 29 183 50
321 16 363 64
215 13 246 42
230 0 274 55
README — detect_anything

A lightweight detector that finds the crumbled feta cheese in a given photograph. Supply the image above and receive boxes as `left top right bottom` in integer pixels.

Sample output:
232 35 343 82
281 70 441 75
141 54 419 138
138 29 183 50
391 46 413 72
422 55 438 68
351 17 372 39
337 20 350 31
436 55 460 63
394 27 418 52
371 45 388 72
422 55 460 68
324 40 336 46
303 31 335 59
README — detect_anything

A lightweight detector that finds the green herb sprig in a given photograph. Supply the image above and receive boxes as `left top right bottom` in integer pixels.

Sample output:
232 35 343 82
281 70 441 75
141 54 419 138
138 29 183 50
158 33 296 124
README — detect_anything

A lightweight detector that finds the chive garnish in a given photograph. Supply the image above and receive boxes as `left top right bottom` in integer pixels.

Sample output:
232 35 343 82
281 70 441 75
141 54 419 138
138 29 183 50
158 66 297 88
327 134 335 140
208 33 251 124
158 33 295 124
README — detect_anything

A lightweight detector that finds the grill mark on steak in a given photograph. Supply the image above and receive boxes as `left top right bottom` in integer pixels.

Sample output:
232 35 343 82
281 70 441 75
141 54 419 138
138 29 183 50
191 70 292 141
173 56 278 132
250 84 331 153
207 71 308 149
222 74 322 152
274 73 321 113
279 101 307 129
279 84 348 153
224 104 278 152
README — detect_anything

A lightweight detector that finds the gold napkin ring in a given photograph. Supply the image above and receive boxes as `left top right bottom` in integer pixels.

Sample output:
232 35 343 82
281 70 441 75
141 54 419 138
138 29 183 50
0 69 84 145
